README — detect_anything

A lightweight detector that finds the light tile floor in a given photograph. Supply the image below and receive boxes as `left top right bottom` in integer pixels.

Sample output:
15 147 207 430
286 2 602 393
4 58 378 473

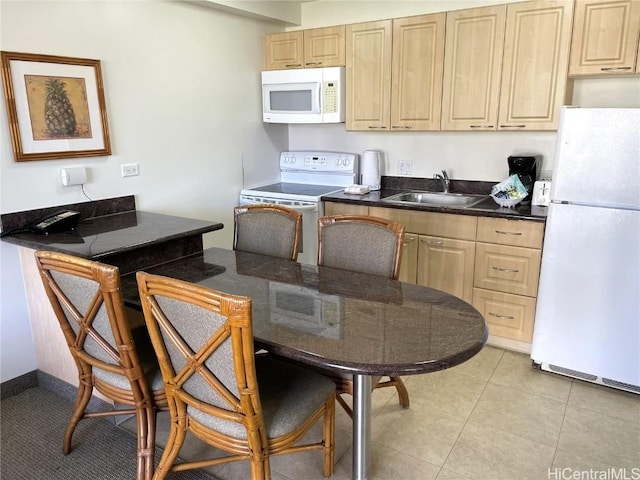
124 346 640 480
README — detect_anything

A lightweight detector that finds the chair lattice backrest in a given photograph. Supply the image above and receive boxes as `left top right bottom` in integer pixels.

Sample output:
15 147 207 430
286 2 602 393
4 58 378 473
317 215 405 279
136 271 266 441
233 204 302 260
36 251 146 390
34 251 165 480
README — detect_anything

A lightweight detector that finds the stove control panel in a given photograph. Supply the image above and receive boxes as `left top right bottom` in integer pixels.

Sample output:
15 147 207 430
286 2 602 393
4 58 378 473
280 151 358 174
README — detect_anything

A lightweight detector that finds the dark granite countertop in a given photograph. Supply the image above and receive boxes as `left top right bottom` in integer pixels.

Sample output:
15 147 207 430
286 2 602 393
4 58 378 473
121 247 488 377
1 196 223 273
1 210 223 260
322 176 548 222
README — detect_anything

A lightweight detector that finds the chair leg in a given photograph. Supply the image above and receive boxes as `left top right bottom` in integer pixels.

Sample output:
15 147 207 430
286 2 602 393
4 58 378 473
323 393 336 478
335 393 353 418
374 376 410 409
153 415 185 480
135 403 157 480
391 377 410 409
250 457 270 480
63 377 93 454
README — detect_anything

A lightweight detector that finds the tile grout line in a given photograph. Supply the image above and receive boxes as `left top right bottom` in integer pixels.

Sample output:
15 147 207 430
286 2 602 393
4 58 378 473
434 347 506 479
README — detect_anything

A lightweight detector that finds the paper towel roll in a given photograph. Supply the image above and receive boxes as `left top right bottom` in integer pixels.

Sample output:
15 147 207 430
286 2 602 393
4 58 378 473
362 150 381 190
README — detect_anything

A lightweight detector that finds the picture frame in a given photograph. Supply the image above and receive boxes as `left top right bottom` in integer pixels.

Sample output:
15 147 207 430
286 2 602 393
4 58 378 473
1 51 111 162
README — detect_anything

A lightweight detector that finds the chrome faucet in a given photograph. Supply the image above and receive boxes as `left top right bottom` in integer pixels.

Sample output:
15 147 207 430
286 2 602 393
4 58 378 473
433 170 450 193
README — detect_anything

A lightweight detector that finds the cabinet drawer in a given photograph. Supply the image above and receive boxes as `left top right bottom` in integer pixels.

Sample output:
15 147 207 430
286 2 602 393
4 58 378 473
370 207 477 240
474 243 541 296
477 217 544 248
472 288 536 343
324 202 369 216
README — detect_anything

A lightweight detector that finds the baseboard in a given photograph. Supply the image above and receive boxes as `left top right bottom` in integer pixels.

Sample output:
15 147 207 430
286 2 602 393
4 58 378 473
2 370 113 418
0 370 38 400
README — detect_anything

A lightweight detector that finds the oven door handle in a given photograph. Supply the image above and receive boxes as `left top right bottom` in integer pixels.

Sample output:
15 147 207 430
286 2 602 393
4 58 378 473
239 196 319 212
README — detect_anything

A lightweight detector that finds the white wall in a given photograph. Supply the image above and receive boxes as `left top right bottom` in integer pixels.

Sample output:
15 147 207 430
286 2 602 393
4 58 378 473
0 0 288 382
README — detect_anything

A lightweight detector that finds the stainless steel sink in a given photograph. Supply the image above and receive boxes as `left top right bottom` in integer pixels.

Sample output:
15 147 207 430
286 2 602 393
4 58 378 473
381 191 488 208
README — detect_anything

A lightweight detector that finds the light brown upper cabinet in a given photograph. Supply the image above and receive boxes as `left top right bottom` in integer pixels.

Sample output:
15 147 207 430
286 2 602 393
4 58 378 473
441 5 506 131
264 26 346 70
569 0 640 76
346 14 445 131
391 13 446 131
346 20 393 130
498 0 574 131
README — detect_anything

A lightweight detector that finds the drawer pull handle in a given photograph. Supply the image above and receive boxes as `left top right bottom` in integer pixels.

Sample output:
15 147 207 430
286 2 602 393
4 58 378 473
305 62 322 66
391 126 413 129
469 125 494 129
285 63 303 68
422 240 444 246
600 67 632 71
492 266 519 273
495 230 522 236
499 125 526 128
489 312 514 320
402 237 416 247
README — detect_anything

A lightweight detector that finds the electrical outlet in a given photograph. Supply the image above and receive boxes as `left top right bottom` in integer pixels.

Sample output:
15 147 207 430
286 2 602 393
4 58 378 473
398 159 412 176
121 163 139 177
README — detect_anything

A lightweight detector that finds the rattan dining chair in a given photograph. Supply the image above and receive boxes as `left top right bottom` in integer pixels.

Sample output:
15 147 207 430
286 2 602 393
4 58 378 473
34 251 168 480
233 204 302 261
317 214 410 416
136 271 336 480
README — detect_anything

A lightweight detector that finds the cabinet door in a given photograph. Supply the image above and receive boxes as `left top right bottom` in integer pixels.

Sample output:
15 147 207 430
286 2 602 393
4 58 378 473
264 31 304 70
391 13 446 131
498 0 574 131
417 235 475 303
441 5 506 131
346 20 392 131
399 233 418 284
569 0 640 76
304 26 346 67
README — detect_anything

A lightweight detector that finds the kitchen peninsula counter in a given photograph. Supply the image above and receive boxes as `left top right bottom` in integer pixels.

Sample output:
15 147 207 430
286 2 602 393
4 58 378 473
1 195 223 388
1 195 223 273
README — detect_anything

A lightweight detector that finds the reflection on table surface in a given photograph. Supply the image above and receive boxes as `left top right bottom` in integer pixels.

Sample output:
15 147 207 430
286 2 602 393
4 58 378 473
123 247 488 378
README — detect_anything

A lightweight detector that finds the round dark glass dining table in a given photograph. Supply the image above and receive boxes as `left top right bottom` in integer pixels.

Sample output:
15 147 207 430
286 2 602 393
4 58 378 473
122 247 488 480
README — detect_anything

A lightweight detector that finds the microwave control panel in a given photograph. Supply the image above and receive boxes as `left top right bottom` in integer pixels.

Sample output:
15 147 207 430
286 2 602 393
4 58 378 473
323 81 338 114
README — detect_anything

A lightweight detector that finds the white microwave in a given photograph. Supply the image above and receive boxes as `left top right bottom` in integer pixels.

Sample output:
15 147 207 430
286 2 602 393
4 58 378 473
261 67 345 124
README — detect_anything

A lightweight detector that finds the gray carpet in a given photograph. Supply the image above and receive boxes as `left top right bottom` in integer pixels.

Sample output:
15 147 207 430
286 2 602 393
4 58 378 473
1 386 216 479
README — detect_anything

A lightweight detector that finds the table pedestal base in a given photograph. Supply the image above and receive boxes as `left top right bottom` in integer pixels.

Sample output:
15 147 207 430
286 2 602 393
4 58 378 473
352 374 372 480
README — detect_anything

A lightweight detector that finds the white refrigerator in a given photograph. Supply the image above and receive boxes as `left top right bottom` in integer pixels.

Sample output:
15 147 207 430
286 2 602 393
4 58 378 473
531 107 640 393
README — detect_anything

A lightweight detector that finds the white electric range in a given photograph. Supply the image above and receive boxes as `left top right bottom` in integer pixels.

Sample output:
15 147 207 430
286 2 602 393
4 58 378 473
239 151 359 265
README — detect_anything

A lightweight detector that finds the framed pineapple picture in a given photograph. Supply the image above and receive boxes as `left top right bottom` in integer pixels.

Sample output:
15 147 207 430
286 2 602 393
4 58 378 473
1 51 111 161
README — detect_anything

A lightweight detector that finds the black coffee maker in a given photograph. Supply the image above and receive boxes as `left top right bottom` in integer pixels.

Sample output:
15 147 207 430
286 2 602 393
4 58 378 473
508 155 540 202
